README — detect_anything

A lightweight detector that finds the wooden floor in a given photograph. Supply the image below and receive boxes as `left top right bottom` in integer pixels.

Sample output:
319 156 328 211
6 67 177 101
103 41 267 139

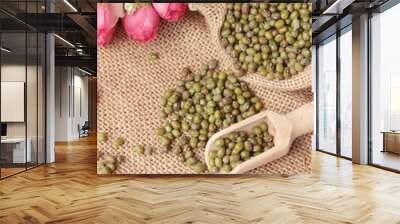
0 167 26 178
0 135 400 224
1 163 44 178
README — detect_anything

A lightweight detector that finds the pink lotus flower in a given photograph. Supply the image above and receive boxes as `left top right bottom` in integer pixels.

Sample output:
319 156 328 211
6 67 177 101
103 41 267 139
153 3 187 22
122 5 160 43
97 3 124 47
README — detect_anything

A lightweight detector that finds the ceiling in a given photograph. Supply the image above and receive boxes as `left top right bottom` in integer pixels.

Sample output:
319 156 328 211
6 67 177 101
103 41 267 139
0 0 97 75
312 0 390 44
1 32 45 64
0 0 96 14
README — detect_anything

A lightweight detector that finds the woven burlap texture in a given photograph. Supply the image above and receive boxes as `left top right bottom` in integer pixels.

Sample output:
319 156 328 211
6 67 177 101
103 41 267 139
98 4 313 175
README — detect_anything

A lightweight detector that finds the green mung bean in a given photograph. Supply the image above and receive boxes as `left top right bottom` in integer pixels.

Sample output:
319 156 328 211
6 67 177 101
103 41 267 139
157 60 265 173
221 3 311 80
207 121 274 173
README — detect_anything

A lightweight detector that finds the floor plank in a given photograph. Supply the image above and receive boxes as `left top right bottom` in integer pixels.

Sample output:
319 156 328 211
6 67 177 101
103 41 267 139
0 135 399 224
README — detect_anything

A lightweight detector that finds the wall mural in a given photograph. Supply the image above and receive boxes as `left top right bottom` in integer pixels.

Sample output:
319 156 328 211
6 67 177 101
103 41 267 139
97 3 313 175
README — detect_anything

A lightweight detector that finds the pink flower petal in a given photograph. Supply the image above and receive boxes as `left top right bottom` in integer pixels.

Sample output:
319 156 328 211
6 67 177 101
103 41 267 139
108 3 124 18
97 4 120 47
122 6 160 43
153 3 187 21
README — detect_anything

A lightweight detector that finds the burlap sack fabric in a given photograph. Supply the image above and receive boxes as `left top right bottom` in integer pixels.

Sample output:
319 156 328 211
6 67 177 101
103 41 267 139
97 3 313 175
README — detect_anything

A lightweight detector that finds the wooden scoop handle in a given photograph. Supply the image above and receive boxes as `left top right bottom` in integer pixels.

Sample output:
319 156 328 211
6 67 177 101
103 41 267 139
230 102 314 174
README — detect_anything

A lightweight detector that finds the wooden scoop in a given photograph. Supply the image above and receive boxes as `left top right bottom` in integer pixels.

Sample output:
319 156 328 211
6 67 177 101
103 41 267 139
205 102 314 174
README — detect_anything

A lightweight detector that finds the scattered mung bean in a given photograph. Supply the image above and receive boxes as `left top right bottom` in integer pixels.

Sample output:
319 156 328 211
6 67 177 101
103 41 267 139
149 52 159 60
98 132 108 143
111 137 124 149
134 144 145 155
97 153 122 174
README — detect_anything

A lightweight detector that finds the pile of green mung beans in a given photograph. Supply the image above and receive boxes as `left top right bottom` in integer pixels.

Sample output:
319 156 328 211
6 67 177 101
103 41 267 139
157 59 264 173
207 121 274 173
221 3 312 80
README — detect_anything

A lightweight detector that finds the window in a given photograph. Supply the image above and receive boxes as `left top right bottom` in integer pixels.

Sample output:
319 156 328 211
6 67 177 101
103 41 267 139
317 35 337 154
0 1 47 179
315 25 353 159
370 2 400 171
389 75 400 130
339 26 352 158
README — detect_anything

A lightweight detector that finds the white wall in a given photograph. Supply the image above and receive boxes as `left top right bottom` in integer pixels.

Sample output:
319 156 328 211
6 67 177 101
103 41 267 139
71 73 89 138
1 66 26 138
55 66 69 141
1 64 46 163
1 65 25 81
1 65 37 138
54 67 89 141
1 82 25 122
